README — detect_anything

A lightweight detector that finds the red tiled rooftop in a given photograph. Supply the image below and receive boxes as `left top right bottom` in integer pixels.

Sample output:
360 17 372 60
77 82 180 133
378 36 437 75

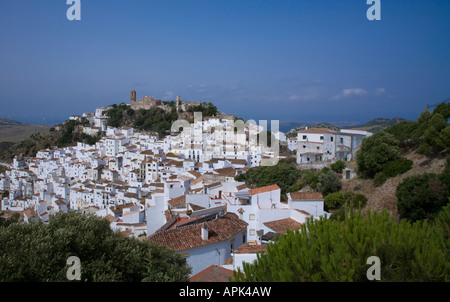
188 265 234 282
233 244 267 254
146 212 248 251
263 218 302 234
168 195 186 207
248 184 280 196
289 192 324 201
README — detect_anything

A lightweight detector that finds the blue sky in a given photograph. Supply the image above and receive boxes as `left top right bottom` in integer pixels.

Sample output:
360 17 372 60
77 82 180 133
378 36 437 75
0 0 449 126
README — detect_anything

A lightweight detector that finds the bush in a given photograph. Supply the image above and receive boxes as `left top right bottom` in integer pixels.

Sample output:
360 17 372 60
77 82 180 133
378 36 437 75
324 192 345 211
356 131 401 179
317 171 342 196
385 121 418 149
301 169 319 189
235 162 301 194
382 158 413 177
347 193 368 208
396 173 449 222
373 172 388 187
331 160 346 173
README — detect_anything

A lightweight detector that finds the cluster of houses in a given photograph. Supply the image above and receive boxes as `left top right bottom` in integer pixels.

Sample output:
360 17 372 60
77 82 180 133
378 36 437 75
0 103 372 280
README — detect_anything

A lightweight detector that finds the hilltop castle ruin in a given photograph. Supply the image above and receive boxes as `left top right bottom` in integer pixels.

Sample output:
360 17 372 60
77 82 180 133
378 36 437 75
130 90 201 112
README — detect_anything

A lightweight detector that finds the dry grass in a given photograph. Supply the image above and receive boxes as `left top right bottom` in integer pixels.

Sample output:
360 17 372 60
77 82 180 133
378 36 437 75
0 124 50 143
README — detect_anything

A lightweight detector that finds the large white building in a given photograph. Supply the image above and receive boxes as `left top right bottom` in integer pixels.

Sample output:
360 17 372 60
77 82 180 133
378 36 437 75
296 127 372 165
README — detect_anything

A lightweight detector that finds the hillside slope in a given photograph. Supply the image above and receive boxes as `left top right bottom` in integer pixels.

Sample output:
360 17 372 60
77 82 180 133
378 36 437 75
345 117 408 133
342 151 447 219
0 119 50 144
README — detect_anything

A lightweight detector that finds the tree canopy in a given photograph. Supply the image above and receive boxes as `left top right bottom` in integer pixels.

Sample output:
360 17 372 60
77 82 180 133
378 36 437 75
235 162 301 196
0 212 191 282
355 131 401 179
396 173 450 222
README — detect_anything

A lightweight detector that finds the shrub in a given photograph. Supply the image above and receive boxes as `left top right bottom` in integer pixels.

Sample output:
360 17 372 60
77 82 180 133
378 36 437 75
347 193 368 208
382 158 413 178
317 171 342 196
300 169 320 189
235 162 301 194
324 192 345 211
331 160 346 173
356 131 401 179
396 173 449 222
373 172 388 187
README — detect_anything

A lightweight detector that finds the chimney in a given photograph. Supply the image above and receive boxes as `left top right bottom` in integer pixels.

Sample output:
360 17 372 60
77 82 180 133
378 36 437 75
201 222 209 241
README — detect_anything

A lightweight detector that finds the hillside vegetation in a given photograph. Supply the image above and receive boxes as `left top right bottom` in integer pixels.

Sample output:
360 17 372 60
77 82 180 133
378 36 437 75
105 102 219 137
0 120 101 163
234 102 450 282
350 102 450 221
347 117 408 133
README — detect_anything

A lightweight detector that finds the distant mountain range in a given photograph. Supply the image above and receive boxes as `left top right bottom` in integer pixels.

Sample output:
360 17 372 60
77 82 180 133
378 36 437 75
345 117 408 133
0 118 25 126
284 117 409 136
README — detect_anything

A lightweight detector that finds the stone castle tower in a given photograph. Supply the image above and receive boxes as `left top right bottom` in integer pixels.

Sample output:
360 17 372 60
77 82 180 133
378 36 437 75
130 89 137 106
176 96 181 111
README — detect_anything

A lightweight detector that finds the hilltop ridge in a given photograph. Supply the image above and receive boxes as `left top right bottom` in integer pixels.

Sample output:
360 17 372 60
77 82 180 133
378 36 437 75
345 117 408 133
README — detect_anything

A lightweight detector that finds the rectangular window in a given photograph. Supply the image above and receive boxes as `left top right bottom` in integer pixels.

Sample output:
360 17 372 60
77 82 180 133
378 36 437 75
320 136 324 140
303 135 307 139
249 229 255 235
249 214 255 220
330 137 334 142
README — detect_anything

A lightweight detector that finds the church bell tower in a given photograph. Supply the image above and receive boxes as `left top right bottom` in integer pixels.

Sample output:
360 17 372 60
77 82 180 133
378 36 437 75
130 89 137 106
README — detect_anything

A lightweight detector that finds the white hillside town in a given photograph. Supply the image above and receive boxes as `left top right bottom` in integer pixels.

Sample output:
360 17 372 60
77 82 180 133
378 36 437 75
0 99 371 278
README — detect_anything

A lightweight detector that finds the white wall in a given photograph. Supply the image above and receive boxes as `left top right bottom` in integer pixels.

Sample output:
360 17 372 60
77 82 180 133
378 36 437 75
146 195 167 235
184 231 245 276
290 200 324 216
233 253 259 271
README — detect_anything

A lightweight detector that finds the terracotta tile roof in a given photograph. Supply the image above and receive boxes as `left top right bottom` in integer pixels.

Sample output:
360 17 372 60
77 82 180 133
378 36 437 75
233 244 267 254
226 159 247 165
188 265 234 282
189 203 206 211
263 218 302 234
186 170 201 178
296 209 311 216
146 213 248 251
190 177 205 187
248 184 280 196
213 167 236 177
236 184 252 191
289 192 324 201
168 195 186 207
204 182 222 189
